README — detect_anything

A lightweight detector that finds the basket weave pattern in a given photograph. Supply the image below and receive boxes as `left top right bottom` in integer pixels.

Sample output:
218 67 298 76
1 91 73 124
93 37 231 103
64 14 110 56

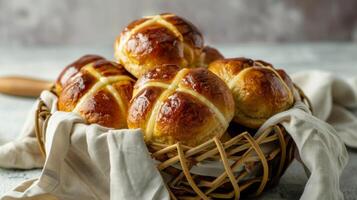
34 86 311 200
148 125 295 200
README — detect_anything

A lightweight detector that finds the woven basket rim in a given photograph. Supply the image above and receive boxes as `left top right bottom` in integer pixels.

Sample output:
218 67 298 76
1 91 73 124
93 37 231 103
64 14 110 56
34 84 311 200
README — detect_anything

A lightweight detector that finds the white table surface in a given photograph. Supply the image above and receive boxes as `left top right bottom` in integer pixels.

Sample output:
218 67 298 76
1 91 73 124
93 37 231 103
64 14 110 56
0 43 356 199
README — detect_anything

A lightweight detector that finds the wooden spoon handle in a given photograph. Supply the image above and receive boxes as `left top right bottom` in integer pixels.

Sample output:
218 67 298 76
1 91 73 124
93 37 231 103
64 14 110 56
0 76 53 98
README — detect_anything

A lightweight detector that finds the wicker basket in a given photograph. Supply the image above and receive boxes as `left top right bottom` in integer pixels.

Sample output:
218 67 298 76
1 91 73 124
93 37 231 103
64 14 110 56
34 85 311 200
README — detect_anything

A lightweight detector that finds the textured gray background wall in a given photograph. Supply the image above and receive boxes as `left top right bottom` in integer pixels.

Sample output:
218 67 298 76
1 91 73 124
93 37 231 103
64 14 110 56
0 0 357 47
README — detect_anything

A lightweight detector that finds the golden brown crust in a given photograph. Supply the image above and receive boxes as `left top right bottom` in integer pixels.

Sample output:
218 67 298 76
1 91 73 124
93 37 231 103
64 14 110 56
208 58 294 129
163 15 203 49
125 26 183 64
78 88 122 128
127 87 164 131
232 67 293 128
58 71 97 112
57 56 135 128
134 64 180 91
56 55 104 94
123 14 203 54
276 69 294 92
179 68 234 117
199 46 224 67
254 60 273 68
208 57 254 83
91 59 133 78
114 13 204 78
112 82 134 107
155 92 215 145
127 66 234 146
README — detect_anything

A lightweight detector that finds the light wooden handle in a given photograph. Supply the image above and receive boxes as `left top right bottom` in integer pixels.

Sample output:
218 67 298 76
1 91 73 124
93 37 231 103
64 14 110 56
0 76 53 98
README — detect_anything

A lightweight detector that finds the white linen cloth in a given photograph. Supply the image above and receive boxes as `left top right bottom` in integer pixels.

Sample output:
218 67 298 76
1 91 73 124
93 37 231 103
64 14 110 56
0 70 355 200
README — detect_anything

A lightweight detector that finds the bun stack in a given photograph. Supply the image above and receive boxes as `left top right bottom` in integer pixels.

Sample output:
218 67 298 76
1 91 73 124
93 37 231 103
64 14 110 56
55 13 295 146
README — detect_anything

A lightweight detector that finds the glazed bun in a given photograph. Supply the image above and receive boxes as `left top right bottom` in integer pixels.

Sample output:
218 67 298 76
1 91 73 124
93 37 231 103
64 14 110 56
199 46 224 67
114 13 204 78
56 55 104 94
57 55 135 128
208 58 294 129
127 65 234 146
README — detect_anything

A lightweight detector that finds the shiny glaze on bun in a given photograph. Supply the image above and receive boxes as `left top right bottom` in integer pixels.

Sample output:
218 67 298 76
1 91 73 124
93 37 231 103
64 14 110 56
114 13 204 78
209 58 294 129
127 65 234 146
57 55 135 128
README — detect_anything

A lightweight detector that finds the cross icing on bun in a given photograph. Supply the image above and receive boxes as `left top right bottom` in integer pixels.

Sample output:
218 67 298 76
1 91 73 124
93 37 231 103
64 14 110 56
56 55 104 94
57 55 135 128
127 65 234 146
114 13 204 78
209 58 294 129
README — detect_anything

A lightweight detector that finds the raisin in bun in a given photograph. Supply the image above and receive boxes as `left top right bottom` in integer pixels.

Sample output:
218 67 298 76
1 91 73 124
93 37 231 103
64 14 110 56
208 58 294 129
114 13 204 78
127 65 234 146
57 55 135 128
